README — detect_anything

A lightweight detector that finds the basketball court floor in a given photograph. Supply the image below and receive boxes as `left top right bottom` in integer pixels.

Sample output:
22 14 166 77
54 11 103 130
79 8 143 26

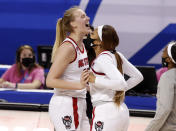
0 109 152 131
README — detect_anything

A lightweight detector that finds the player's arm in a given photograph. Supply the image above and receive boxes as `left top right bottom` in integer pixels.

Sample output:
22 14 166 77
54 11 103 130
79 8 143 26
46 42 87 90
89 54 127 91
119 52 143 91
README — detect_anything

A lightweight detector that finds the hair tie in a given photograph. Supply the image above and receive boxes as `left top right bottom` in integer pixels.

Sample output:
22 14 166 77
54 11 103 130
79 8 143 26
110 50 116 54
167 41 176 64
98 25 104 41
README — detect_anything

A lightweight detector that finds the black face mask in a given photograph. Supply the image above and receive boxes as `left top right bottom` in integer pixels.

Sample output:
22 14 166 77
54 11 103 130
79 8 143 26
22 57 35 68
162 57 169 67
83 34 97 66
83 34 96 50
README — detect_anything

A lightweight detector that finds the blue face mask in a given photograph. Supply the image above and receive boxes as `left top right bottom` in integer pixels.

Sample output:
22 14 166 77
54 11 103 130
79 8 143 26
162 57 169 67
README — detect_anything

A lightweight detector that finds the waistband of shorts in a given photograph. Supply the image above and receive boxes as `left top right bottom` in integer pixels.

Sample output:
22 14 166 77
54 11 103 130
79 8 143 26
93 101 114 107
53 93 86 99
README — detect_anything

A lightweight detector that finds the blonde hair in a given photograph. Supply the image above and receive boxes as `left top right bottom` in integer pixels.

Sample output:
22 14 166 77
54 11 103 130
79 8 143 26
51 6 80 62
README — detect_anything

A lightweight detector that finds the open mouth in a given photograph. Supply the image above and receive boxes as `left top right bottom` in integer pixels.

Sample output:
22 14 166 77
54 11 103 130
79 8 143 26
85 24 90 27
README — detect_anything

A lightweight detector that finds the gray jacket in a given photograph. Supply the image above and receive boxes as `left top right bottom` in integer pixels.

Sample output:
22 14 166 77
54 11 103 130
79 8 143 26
145 68 176 131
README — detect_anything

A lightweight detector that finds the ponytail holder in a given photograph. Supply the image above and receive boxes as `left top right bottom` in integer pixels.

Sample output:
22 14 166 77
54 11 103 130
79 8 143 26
98 25 104 41
58 18 63 25
60 18 63 23
110 50 116 54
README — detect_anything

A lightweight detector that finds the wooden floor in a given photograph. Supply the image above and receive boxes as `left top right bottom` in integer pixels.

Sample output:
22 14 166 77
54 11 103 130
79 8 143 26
0 110 152 131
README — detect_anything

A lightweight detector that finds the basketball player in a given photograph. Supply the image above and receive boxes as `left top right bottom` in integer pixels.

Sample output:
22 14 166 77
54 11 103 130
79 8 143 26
46 7 91 131
86 25 143 131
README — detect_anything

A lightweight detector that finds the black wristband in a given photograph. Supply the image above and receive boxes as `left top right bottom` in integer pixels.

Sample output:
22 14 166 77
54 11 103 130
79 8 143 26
15 83 18 89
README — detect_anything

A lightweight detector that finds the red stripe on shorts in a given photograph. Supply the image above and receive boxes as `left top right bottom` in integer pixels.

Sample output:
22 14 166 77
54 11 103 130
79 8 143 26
72 97 79 129
90 107 96 131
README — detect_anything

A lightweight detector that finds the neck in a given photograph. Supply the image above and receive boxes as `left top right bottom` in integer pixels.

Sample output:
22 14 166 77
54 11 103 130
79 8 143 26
69 32 84 46
94 47 104 57
168 63 176 70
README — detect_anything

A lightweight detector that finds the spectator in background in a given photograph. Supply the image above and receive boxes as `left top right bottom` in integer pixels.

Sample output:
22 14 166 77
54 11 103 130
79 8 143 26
0 45 45 89
145 41 176 131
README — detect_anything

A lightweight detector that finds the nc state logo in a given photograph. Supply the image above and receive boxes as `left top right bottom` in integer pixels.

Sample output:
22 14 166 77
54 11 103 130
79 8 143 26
62 116 72 129
95 121 104 131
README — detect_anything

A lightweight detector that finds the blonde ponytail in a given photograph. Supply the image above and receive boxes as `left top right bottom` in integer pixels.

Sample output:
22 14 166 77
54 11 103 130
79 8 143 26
51 18 66 62
51 6 80 63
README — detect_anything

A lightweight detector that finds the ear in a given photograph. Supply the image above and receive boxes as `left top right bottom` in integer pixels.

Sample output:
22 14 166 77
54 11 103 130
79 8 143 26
94 40 102 46
70 21 77 28
167 57 172 63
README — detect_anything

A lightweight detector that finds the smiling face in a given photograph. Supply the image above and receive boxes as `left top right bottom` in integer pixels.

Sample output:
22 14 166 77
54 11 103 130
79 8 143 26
71 9 90 36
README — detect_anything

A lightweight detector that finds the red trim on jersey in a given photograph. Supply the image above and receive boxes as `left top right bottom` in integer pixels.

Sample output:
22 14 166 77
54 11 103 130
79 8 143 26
90 107 96 131
68 36 84 54
91 67 105 76
100 50 113 59
61 40 77 64
72 97 79 129
90 51 113 76
91 50 112 66
100 53 113 59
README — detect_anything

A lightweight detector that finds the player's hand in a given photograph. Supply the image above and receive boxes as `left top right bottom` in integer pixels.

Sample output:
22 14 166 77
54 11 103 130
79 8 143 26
89 72 95 83
80 69 89 89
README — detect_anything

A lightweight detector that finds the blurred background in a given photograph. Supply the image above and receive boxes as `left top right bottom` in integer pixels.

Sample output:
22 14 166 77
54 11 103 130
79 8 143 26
1 0 176 130
1 0 176 69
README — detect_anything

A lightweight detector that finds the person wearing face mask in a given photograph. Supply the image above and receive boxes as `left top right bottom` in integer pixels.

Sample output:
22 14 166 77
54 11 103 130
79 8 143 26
155 55 169 82
83 25 96 67
83 25 143 131
145 41 176 131
83 25 95 124
0 45 45 89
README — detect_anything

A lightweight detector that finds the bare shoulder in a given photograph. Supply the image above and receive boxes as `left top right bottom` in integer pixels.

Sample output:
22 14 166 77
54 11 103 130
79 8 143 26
53 42 76 63
58 41 76 53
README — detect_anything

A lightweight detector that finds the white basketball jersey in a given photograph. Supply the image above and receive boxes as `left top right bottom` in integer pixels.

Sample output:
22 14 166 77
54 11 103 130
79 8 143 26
90 51 117 105
54 37 89 98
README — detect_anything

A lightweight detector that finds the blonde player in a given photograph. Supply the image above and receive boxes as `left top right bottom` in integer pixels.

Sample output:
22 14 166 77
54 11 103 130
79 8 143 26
46 7 91 131
87 25 143 131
